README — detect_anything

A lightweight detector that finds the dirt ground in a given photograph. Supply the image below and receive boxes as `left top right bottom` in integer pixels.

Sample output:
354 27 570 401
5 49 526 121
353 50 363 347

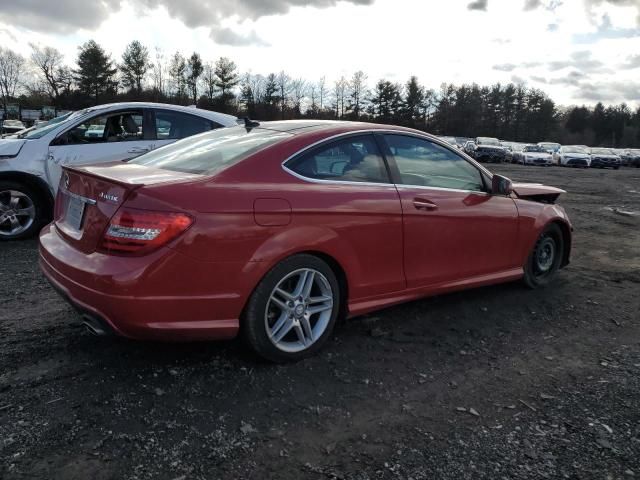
1 164 639 480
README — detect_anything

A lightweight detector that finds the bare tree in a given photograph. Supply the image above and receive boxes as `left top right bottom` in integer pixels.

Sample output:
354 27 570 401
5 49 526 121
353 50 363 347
318 76 327 111
168 51 187 99
291 78 307 117
277 71 292 119
333 76 347 118
150 48 166 95
348 70 367 119
308 83 318 113
0 47 25 106
202 62 216 100
29 44 67 103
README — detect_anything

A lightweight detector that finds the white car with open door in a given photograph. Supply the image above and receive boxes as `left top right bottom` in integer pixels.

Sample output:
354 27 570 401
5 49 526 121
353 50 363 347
0 102 239 240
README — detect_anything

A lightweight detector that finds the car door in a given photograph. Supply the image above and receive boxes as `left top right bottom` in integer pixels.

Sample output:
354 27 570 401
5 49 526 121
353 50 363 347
379 133 519 288
152 109 221 150
46 109 153 192
284 134 405 298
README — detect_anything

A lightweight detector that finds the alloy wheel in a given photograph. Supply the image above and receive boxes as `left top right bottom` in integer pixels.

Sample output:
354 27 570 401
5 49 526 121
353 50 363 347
264 268 335 353
0 190 36 238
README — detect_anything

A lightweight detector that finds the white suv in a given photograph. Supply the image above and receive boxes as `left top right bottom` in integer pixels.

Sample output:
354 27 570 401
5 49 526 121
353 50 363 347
0 102 240 240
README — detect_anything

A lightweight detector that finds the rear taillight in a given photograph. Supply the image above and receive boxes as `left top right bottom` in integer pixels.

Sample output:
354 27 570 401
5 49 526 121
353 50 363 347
98 207 193 255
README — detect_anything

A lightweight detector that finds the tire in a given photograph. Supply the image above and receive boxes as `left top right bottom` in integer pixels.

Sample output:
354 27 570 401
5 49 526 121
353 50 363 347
0 181 46 241
523 223 564 289
243 254 341 362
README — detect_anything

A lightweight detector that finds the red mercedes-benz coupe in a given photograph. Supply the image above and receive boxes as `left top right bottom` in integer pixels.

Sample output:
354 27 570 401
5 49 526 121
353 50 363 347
39 120 572 362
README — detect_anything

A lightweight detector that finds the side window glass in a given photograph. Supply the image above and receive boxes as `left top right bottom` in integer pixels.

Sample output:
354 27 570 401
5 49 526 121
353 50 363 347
288 135 389 184
154 110 215 140
64 111 143 145
385 135 484 192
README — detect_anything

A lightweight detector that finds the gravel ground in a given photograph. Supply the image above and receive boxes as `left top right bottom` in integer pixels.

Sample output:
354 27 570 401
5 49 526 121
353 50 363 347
1 164 639 480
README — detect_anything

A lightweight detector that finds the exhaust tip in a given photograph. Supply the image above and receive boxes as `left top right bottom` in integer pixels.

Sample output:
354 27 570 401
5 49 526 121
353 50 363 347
82 315 110 336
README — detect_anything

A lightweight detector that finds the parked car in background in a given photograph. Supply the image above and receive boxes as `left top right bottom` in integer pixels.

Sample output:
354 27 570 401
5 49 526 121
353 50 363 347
438 136 458 147
84 124 106 139
510 143 527 164
455 137 473 149
500 142 515 163
0 102 240 240
627 149 640 167
470 137 507 163
1 119 26 136
555 146 591 168
520 145 554 166
538 142 561 155
614 149 640 166
589 148 621 169
463 140 475 156
39 120 572 362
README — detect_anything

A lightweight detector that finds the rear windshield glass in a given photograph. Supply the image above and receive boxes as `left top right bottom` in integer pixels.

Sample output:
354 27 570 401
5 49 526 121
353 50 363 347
591 148 613 155
129 126 292 175
524 145 546 152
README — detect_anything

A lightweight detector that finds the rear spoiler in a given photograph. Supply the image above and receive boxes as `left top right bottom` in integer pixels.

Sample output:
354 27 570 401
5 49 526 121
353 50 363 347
64 163 202 188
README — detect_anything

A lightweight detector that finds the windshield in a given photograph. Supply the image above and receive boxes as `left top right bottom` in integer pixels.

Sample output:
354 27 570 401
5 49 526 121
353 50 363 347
130 126 292 175
591 148 613 155
21 111 80 139
563 147 586 154
477 137 500 146
524 145 546 152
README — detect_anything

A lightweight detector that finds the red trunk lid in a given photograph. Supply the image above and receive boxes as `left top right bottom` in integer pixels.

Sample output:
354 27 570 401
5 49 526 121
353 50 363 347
54 162 200 253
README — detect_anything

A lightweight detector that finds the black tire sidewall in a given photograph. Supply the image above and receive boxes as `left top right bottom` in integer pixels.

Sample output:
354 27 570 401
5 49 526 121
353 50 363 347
243 254 341 363
523 223 564 289
0 180 46 241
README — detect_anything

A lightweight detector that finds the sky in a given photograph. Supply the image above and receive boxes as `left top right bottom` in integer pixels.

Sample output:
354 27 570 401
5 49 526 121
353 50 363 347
1 0 639 107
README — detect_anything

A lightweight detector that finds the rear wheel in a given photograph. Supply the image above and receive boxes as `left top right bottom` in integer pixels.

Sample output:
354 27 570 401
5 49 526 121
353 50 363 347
243 254 340 362
0 181 45 241
523 224 564 289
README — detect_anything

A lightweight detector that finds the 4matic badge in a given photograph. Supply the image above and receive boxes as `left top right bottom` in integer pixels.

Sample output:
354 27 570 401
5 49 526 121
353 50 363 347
99 192 119 203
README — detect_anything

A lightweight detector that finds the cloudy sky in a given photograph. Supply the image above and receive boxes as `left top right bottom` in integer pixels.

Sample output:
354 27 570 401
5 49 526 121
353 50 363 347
1 0 639 106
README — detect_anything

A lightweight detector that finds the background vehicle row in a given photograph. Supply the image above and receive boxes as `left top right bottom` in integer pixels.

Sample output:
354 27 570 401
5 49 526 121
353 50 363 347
0 103 239 240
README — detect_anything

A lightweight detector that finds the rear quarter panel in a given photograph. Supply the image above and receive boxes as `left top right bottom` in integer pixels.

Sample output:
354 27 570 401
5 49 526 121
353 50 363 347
129 131 406 302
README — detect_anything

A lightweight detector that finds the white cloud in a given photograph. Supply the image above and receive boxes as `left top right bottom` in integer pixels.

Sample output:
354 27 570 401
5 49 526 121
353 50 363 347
0 0 639 106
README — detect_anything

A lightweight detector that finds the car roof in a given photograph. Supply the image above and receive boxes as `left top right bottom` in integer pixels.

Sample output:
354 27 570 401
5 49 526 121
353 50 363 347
253 120 425 137
81 102 239 125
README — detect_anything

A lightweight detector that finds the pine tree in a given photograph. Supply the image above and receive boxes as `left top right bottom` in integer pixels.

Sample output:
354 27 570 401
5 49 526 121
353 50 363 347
120 40 151 93
214 57 239 102
74 40 117 102
186 52 203 104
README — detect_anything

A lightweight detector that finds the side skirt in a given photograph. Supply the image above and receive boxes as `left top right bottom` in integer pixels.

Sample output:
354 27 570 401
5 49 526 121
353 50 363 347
347 267 524 318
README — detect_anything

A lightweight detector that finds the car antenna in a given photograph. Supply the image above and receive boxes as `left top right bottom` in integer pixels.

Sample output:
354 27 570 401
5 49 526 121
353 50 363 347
241 116 260 130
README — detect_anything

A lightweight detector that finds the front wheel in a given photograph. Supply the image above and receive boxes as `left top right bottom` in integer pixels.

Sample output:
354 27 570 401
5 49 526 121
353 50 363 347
243 254 341 362
0 181 45 241
523 224 564 289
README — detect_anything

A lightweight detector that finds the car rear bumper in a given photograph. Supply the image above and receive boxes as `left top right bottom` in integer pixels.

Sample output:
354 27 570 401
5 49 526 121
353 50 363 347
565 158 589 166
39 223 246 341
590 159 619 168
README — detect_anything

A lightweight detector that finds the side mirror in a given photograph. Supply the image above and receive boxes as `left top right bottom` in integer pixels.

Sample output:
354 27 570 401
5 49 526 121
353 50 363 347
491 174 513 196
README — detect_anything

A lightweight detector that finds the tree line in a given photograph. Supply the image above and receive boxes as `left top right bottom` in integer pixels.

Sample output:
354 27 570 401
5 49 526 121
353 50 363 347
1 40 639 147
